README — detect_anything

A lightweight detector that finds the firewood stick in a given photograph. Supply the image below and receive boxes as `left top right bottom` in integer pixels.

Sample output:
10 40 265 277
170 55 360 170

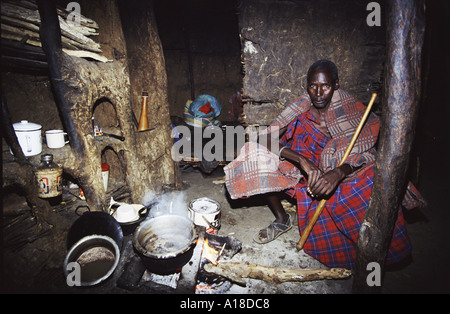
62 49 111 63
1 22 101 52
1 2 101 51
2 1 99 30
213 243 227 265
296 93 377 251
204 261 351 285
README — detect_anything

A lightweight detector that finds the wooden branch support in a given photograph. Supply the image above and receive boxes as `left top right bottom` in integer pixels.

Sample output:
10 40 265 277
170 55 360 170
204 261 351 286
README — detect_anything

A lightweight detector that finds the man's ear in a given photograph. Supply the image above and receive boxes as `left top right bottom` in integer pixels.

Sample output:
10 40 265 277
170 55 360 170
334 80 340 90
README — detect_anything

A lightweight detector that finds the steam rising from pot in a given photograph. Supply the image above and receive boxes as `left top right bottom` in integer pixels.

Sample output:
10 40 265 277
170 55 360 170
142 190 189 219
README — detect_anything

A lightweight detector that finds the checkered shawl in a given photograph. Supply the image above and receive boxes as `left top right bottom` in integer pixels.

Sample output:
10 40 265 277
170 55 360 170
264 89 380 172
223 141 303 199
224 89 379 199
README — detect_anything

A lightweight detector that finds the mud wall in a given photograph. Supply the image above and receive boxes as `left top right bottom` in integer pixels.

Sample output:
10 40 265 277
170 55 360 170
239 0 386 124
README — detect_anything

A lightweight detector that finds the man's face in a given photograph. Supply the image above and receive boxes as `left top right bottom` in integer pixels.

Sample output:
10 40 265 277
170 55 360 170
307 69 338 110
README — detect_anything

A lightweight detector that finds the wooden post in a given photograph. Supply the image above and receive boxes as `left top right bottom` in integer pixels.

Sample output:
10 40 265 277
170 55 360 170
37 0 84 154
352 0 426 293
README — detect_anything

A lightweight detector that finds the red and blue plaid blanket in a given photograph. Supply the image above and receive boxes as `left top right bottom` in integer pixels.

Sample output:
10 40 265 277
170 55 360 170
283 112 411 268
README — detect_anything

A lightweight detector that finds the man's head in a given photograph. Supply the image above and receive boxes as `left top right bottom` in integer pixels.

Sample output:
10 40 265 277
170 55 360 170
306 60 340 110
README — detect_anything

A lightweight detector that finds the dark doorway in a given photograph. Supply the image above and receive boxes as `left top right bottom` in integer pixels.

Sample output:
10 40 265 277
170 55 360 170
153 0 242 122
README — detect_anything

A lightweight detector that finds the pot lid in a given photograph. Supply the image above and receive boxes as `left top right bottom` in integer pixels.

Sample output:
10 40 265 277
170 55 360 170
13 120 42 131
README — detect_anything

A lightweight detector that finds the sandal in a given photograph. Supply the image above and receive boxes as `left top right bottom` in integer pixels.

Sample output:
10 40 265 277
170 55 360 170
253 214 292 244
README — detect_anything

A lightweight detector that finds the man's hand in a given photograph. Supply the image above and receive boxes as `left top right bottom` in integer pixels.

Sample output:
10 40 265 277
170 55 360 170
279 147 354 199
307 168 345 198
307 164 353 199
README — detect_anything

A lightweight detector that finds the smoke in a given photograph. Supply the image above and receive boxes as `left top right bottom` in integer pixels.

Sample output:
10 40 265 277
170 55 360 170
142 190 189 218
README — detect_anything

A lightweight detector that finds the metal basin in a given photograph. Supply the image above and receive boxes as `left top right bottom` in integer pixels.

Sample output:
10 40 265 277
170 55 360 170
63 235 120 286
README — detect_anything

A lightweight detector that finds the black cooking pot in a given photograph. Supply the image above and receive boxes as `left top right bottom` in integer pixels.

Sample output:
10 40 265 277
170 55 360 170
67 211 123 250
64 211 124 286
132 214 197 275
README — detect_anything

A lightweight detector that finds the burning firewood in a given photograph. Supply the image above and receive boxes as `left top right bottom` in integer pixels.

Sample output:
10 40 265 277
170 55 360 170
204 261 352 286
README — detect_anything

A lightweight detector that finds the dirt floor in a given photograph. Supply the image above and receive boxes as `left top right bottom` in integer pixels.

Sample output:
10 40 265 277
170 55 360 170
1 166 351 294
1 132 449 294
178 167 353 294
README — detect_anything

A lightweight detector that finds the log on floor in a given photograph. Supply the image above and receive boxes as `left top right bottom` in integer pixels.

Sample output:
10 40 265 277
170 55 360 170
204 261 352 286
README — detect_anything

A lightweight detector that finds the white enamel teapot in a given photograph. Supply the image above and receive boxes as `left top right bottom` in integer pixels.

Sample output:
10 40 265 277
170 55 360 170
12 120 42 156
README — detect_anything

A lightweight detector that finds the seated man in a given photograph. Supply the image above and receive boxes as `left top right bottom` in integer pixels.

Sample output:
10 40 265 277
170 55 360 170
224 59 425 269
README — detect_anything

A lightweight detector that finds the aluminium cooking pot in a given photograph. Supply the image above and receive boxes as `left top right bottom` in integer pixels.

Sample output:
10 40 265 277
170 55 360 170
132 214 197 275
63 234 120 286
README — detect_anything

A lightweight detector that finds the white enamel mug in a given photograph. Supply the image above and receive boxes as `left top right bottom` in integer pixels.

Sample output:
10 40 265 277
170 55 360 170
45 129 69 148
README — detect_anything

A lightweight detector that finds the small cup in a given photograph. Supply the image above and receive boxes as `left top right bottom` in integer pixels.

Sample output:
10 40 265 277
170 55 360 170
45 129 69 149
115 204 139 223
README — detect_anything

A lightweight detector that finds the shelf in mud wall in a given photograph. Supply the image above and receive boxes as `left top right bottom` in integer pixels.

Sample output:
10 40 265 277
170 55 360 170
2 141 130 201
2 141 74 169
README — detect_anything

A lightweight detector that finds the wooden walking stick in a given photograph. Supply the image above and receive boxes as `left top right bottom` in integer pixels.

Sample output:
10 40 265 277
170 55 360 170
296 93 377 251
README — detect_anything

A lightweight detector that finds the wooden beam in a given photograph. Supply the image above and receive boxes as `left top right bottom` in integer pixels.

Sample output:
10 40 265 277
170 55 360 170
352 0 426 293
